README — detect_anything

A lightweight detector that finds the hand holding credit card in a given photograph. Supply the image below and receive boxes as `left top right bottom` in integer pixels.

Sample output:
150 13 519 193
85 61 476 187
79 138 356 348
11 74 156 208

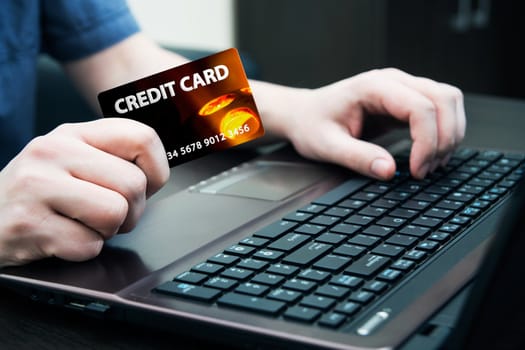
98 48 264 167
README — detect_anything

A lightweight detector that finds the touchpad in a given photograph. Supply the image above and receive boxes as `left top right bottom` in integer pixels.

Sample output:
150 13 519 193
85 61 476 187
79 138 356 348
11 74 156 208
190 161 326 201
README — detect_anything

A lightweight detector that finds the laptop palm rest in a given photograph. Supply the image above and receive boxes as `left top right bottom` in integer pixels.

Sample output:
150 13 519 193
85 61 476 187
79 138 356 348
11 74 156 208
1 161 331 293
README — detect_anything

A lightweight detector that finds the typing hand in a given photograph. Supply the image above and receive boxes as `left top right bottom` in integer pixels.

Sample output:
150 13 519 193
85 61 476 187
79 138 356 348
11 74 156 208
0 118 169 267
281 68 466 180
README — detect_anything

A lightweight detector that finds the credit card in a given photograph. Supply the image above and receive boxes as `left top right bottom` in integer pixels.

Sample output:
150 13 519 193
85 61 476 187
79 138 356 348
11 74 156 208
97 48 264 167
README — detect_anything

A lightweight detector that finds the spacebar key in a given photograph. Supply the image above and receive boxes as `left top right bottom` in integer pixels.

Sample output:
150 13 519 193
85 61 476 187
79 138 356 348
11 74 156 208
218 293 286 316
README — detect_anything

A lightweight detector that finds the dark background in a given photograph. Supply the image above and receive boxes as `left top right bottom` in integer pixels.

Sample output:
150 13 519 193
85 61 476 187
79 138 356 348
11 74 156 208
36 0 524 135
236 0 523 98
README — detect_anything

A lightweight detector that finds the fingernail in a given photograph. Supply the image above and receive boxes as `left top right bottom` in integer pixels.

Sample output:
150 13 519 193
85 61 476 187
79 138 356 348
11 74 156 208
418 162 431 179
371 158 391 179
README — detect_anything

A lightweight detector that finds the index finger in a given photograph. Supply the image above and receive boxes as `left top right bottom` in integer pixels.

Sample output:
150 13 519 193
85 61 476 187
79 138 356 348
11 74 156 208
356 76 438 179
51 118 170 197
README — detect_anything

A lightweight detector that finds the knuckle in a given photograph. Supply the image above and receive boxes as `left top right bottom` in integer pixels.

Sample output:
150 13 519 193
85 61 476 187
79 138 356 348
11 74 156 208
80 240 104 260
51 122 76 135
24 136 57 160
99 194 129 236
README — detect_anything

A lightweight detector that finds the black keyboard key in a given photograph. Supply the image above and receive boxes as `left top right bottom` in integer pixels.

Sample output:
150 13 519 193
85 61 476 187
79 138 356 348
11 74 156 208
377 268 402 282
191 262 223 275
404 249 427 262
439 223 461 234
221 267 254 281
429 232 451 242
384 191 411 201
313 254 351 272
424 208 454 220
426 185 451 195
315 284 351 299
208 253 239 266
352 191 379 202
310 215 340 227
397 182 424 193
237 258 268 271
461 207 481 217
174 271 208 284
239 236 269 248
316 232 346 245
458 184 484 195
363 225 394 237
254 220 298 239
348 290 375 304
283 211 313 223
253 249 284 261
330 274 364 288
364 183 392 194
348 234 379 247
372 244 405 258
363 280 388 293
298 203 327 214
450 215 471 225
324 207 353 218
335 301 361 316
284 306 321 323
400 225 430 237
268 233 310 252
282 278 317 293
371 198 399 209
295 223 326 235
391 259 415 271
476 150 502 161
267 263 299 276
412 216 442 228
282 242 332 266
155 282 221 302
235 282 270 296
218 293 285 316
204 277 237 290
471 200 490 209
345 215 374 226
224 244 255 257
435 199 463 210
417 240 440 252
358 206 388 217
312 178 370 206
318 312 347 328
300 295 336 311
330 223 361 235
376 216 406 228
338 199 367 210
452 148 478 161
251 273 285 287
389 208 419 219
345 254 390 278
298 269 331 283
333 244 366 258
386 234 418 247
413 192 441 203
267 288 302 303
402 200 430 211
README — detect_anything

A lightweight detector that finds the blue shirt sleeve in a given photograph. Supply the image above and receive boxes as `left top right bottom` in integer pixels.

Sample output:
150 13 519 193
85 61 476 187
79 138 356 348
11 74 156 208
41 0 140 62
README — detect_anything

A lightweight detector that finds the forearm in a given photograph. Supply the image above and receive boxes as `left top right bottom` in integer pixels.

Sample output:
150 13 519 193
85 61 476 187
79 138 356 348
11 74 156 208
249 80 312 139
64 33 189 115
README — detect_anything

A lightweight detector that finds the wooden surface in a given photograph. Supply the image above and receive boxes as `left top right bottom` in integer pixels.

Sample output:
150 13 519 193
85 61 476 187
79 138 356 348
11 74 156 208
1 94 524 349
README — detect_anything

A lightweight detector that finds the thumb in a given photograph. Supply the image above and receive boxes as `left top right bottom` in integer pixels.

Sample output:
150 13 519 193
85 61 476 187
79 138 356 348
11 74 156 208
318 128 397 180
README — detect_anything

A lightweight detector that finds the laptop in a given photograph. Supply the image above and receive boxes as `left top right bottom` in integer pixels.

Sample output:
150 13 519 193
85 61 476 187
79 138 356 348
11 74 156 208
1 123 524 349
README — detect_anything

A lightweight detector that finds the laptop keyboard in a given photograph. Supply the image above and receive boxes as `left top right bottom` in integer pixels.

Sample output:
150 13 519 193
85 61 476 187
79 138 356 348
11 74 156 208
153 148 525 329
